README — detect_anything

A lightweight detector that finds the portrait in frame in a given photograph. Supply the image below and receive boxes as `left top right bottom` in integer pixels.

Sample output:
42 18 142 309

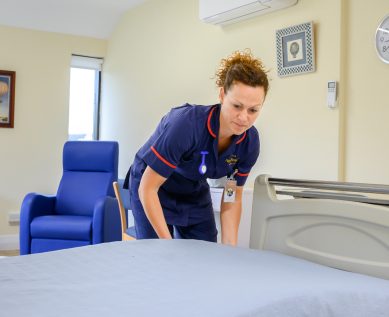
0 70 16 128
276 22 315 77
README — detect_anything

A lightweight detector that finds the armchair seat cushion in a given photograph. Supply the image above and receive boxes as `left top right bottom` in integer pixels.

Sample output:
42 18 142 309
30 215 92 241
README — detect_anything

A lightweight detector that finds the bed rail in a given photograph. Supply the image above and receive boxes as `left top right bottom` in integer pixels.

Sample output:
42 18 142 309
268 177 389 206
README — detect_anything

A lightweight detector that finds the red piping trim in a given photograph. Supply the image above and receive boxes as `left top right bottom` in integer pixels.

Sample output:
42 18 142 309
235 132 246 144
150 146 176 169
207 107 217 138
237 172 249 177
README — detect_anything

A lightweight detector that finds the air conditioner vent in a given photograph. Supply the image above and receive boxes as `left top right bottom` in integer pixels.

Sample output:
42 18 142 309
199 0 298 25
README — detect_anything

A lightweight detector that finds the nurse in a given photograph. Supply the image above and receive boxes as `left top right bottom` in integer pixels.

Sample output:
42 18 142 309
125 50 269 246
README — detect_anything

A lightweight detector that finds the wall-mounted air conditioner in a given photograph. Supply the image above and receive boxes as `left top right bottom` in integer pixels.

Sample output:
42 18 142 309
199 0 298 26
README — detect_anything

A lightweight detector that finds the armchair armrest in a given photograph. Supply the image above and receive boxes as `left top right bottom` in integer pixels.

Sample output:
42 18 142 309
92 196 121 244
19 193 56 255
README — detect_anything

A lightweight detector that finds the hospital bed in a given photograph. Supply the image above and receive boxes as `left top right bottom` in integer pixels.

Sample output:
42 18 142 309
1 174 389 317
250 174 389 280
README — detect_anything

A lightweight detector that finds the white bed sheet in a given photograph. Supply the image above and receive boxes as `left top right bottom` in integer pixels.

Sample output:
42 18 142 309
1 240 389 317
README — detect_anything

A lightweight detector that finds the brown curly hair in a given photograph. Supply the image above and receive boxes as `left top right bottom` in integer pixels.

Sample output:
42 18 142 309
215 49 269 95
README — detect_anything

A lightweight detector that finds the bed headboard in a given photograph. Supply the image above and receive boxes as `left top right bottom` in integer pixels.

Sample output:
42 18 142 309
249 174 389 279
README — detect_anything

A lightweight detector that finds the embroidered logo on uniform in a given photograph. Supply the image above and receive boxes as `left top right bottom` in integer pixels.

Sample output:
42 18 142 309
225 154 239 166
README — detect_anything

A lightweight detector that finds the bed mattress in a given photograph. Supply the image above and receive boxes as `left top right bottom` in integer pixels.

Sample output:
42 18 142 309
1 240 389 317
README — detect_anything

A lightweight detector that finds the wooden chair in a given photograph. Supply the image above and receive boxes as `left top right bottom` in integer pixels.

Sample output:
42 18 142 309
113 181 136 241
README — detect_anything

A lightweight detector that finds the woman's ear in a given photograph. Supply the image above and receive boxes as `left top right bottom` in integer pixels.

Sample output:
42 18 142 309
219 87 225 104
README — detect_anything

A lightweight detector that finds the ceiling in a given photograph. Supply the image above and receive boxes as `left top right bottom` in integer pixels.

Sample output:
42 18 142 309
0 0 148 39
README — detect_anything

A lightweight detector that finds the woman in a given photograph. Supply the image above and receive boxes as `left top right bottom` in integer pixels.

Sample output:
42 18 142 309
125 50 269 246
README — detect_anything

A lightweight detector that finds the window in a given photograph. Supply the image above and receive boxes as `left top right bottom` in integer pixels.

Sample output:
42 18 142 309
68 55 103 140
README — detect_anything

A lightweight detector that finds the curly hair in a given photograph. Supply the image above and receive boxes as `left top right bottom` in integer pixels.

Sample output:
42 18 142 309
215 49 269 95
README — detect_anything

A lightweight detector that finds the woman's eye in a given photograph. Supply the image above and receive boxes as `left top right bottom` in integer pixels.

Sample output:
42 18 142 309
233 104 241 109
249 108 259 113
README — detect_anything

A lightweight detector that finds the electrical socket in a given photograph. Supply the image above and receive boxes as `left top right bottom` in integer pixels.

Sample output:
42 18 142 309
8 211 20 225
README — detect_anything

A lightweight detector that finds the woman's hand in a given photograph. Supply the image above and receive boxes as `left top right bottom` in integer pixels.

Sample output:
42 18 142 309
220 186 243 246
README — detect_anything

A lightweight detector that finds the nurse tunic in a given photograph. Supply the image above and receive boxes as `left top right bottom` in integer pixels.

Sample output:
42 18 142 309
126 103 260 240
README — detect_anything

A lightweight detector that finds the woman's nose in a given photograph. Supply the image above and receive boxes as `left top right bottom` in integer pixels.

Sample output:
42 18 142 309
237 109 248 122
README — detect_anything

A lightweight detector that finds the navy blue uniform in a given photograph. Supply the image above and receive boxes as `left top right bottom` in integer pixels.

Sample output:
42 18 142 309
127 103 260 241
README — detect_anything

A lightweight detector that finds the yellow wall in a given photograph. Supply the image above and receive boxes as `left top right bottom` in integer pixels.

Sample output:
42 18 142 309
342 0 389 183
2 0 389 240
102 0 389 186
0 26 107 236
101 0 342 184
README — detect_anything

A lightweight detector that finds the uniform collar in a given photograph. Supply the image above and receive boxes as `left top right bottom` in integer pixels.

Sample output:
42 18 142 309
206 104 247 144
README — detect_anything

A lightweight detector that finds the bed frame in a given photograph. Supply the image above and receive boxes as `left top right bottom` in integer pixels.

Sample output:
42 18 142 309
250 174 389 279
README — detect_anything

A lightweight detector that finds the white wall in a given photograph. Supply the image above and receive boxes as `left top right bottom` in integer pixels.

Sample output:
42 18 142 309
101 0 342 184
0 26 107 236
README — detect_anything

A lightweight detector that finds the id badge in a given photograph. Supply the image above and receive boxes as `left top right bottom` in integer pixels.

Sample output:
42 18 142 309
224 179 237 203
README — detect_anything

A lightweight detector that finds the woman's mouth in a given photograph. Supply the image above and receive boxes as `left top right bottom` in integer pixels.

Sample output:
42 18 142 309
233 122 246 129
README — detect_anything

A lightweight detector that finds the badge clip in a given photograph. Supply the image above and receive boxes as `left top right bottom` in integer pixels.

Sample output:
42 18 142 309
224 169 238 203
198 151 208 175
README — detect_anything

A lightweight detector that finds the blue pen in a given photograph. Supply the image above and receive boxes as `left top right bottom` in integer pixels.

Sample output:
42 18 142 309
198 151 209 175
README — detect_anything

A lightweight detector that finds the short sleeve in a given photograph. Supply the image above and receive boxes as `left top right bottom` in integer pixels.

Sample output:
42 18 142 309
142 107 195 178
235 128 260 186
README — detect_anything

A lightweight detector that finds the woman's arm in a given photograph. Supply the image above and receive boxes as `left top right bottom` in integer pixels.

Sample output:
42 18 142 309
138 166 172 239
220 186 243 246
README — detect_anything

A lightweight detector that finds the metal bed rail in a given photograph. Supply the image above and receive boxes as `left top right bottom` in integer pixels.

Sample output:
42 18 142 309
268 177 389 206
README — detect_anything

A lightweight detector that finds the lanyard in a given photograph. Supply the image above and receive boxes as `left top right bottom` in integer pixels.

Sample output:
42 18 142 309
228 169 238 180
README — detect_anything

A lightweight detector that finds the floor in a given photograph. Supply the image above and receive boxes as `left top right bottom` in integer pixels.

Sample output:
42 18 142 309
0 249 19 256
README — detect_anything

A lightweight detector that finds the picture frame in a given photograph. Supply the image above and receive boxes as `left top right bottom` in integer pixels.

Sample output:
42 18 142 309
276 22 315 77
0 70 16 128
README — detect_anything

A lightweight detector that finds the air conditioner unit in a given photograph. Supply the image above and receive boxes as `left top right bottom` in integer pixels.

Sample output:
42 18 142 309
199 0 298 25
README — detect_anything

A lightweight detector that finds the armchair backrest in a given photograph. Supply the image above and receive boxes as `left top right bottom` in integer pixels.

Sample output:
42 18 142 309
55 141 118 216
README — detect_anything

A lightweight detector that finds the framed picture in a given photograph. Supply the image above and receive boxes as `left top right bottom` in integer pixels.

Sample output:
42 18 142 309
276 22 315 77
0 70 16 128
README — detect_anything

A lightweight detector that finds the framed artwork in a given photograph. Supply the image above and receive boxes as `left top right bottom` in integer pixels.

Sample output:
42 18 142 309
276 22 315 77
0 70 16 128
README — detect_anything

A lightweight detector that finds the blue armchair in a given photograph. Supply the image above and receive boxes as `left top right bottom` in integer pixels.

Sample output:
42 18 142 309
20 141 121 255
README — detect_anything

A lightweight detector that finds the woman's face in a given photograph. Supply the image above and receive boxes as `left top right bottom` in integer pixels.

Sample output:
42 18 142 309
219 82 265 136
